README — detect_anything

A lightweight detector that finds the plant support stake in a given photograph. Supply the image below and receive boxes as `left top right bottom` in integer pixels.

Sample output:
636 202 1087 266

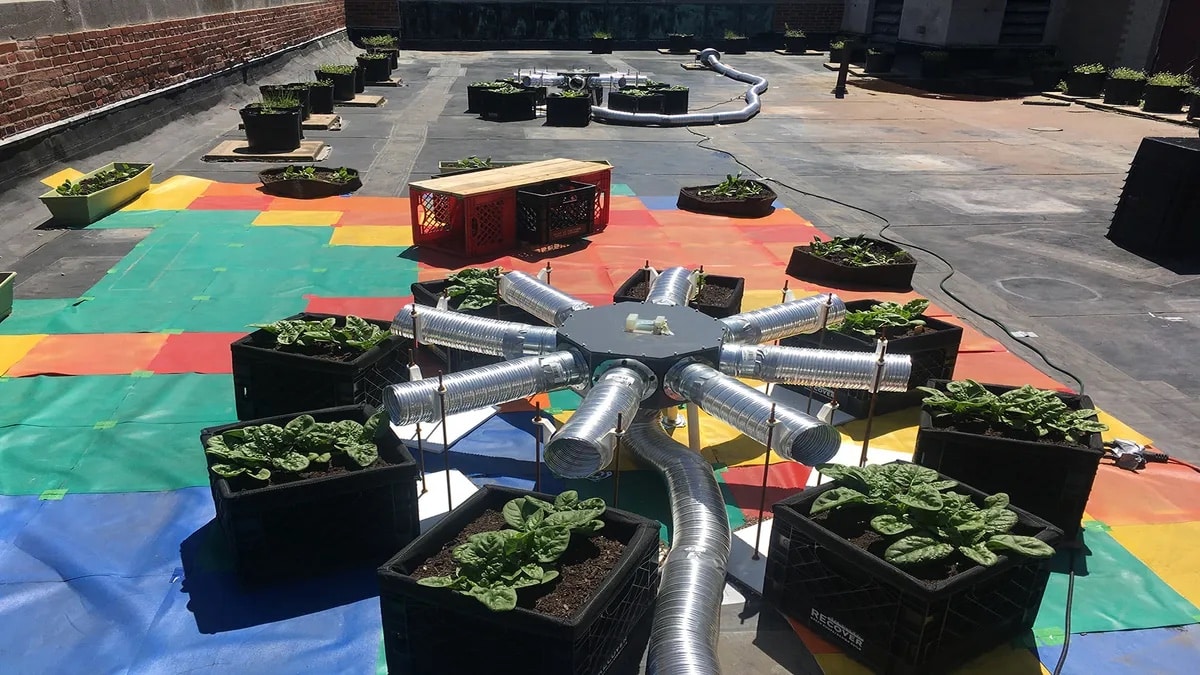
807 294 835 415
613 412 625 508
438 371 452 512
533 402 543 492
834 43 851 99
753 403 778 560
858 338 888 468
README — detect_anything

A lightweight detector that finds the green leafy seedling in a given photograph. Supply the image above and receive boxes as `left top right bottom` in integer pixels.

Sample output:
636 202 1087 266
446 267 502 310
917 379 1108 444
833 299 930 337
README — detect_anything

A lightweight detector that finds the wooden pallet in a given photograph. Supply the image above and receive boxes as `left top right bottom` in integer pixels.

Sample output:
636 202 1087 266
410 158 612 197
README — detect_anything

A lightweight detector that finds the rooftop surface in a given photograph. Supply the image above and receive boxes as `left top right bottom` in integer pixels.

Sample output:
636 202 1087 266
1 37 1199 674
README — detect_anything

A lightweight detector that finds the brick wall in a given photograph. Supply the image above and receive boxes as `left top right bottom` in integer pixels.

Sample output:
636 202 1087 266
774 1 846 33
346 0 400 29
0 0 344 140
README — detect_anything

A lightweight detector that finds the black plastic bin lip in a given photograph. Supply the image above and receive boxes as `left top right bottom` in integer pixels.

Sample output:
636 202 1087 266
774 460 1063 600
379 484 661 631
200 403 417 500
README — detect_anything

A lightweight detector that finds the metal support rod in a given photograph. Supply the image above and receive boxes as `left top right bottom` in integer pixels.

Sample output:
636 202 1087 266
858 339 888 468
438 371 452 512
415 421 427 494
753 403 778 561
613 412 624 508
686 401 701 451
806 293 835 415
533 402 543 492
410 306 421 361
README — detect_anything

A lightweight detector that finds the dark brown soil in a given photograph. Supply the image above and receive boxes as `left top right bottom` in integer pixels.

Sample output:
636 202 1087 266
934 419 1090 449
623 277 735 308
811 507 964 583
411 508 628 620
270 340 362 362
224 450 391 491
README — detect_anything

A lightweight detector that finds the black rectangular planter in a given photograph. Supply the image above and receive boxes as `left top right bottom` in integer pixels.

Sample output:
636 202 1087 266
763 462 1062 675
608 91 665 115
317 69 357 101
781 299 964 417
230 312 407 420
613 269 745 318
201 404 420 582
913 380 1103 544
377 485 661 675
660 88 689 115
411 279 547 372
1108 137 1200 258
786 239 917 291
546 94 592 127
517 180 596 245
480 89 537 121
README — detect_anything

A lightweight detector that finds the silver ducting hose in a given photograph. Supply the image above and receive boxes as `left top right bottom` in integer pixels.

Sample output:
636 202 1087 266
720 295 847 344
666 362 841 466
592 48 768 127
646 267 694 306
518 71 647 88
626 409 730 675
718 344 912 392
497 271 593 327
383 350 588 426
544 366 653 478
390 304 558 358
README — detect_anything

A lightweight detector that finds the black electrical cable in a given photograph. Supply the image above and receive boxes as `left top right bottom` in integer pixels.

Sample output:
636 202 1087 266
683 126 1087 395
682 126 1083 673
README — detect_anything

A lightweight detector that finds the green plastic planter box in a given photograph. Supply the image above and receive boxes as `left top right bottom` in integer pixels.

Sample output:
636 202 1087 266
38 163 154 226
0 272 14 322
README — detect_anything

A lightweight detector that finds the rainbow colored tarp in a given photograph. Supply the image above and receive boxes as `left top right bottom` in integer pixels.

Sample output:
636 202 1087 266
1 173 1198 673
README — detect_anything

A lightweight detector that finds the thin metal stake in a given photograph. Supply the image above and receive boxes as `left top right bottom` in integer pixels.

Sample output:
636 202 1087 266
415 421 427 494
533 402 543 492
613 412 624 508
544 261 552 285
753 403 778 561
410 305 421 360
806 293 835 415
858 338 888 468
437 371 453 512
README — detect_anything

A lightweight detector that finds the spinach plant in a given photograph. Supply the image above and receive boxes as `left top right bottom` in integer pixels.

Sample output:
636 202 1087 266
699 172 766 199
55 163 145 196
592 30 612 39
917 379 1107 444
785 24 805 39
452 155 493 168
809 235 907 267
1072 63 1106 75
205 411 386 482
811 463 1055 567
446 267 502 310
724 30 746 40
1147 71 1193 88
317 64 355 75
252 315 388 353
833 299 929 337
1109 67 1146 81
419 491 606 611
361 35 397 48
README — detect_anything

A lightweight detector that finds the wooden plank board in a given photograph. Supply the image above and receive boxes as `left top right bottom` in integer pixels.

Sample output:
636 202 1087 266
203 140 328 162
409 159 612 197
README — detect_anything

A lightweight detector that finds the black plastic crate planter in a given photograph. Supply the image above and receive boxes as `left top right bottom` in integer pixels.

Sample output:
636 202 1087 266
677 181 777 218
608 91 665 114
546 93 593 127
668 34 693 54
786 238 917 291
613 269 745 318
411 279 547 373
201 404 420 582
258 167 363 199
781 299 963 417
1103 77 1145 105
660 87 689 115
518 180 597 245
239 106 302 153
913 380 1104 544
231 312 407 420
307 81 335 114
1066 71 1105 97
480 89 538 121
377 485 660 675
316 69 356 101
763 464 1062 675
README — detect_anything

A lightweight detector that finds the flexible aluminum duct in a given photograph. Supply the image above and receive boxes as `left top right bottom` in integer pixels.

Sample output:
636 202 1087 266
544 366 653 478
517 71 647 88
497 271 593 327
390 304 557 358
718 344 912 392
646 267 694 306
666 361 841 466
383 350 588 426
591 48 768 127
626 409 730 675
719 295 847 344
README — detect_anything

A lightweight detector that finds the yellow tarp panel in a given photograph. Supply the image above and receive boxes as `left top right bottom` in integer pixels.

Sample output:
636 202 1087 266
253 210 343 226
1109 521 1200 609
122 175 213 211
0 335 48 375
328 226 414 247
